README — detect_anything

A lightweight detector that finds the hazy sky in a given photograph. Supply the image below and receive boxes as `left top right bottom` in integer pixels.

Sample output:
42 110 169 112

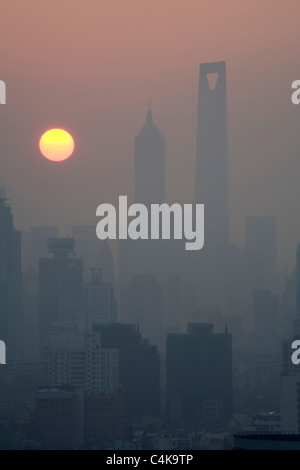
1 0 300 268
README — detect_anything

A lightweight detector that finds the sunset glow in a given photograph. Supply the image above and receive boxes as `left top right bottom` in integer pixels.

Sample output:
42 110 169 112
39 128 74 162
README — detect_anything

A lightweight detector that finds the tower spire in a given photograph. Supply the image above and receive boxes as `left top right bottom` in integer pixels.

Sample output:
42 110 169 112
146 100 153 124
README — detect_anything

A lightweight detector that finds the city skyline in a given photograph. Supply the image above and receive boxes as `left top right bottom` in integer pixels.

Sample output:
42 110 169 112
1 1 300 269
1 0 300 451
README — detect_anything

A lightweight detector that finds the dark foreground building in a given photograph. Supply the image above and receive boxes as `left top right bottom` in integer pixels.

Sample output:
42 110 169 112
92 323 160 420
167 323 232 424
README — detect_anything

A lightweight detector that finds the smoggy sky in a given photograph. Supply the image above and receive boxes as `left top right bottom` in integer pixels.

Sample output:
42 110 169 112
0 0 300 269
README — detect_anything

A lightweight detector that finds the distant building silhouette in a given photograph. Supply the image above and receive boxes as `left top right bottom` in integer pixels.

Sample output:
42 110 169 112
195 61 230 248
252 289 279 352
190 61 243 311
72 225 114 283
85 268 116 330
135 105 165 206
117 106 182 291
30 226 58 270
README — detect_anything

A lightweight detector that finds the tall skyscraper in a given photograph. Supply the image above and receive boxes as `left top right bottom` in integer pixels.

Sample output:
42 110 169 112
191 61 237 311
195 61 230 248
245 216 277 293
0 197 22 362
39 238 84 353
135 105 165 206
85 268 116 330
118 106 180 291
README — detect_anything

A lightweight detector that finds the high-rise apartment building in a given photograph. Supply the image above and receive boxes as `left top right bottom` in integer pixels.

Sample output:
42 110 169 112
45 332 119 394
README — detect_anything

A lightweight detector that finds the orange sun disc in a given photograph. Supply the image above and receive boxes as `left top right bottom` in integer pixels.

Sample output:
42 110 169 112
39 128 74 162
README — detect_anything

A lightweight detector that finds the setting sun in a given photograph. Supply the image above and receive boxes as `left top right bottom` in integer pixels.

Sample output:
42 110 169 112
39 128 74 162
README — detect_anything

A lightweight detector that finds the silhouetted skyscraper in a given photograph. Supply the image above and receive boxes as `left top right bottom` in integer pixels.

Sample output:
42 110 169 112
245 216 277 293
118 106 181 292
39 238 84 353
135 105 165 205
0 197 22 362
195 61 230 248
